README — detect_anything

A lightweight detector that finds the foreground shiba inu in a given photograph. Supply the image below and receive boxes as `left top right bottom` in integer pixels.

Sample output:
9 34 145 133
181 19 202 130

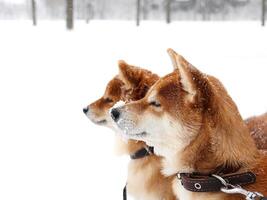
111 49 267 200
246 113 267 150
84 61 176 200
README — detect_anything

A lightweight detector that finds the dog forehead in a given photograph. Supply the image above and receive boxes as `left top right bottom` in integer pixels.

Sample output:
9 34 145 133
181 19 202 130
150 72 180 97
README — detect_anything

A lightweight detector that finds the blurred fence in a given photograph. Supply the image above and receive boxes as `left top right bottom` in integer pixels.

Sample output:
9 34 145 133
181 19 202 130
0 0 265 29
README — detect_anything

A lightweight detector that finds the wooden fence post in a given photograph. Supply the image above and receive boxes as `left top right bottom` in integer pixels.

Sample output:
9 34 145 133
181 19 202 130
31 0 37 26
66 0 74 30
166 0 171 23
201 0 208 21
136 0 141 26
86 3 94 23
262 0 266 26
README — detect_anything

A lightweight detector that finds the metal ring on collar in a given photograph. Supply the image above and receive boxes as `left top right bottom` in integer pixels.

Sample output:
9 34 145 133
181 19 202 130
212 174 228 187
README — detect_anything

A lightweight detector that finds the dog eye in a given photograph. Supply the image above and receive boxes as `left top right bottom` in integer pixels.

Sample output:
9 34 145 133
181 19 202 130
104 98 113 103
149 101 161 107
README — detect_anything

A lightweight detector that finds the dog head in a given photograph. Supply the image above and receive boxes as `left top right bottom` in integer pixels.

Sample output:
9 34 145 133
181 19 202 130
84 60 159 155
84 60 159 129
111 49 257 173
110 49 204 153
83 76 124 127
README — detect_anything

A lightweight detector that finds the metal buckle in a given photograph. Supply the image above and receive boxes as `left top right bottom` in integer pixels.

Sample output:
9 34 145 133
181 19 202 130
144 146 153 155
212 174 263 200
212 174 228 187
177 173 181 180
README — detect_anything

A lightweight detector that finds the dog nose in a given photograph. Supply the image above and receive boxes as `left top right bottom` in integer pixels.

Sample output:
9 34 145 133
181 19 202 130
83 107 89 114
111 108 120 122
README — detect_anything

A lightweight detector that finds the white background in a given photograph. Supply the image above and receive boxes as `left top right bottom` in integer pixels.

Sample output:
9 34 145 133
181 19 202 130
0 20 266 200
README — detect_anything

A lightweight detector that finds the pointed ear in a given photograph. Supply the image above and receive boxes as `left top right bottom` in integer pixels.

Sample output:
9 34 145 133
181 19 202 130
118 60 143 89
167 48 196 99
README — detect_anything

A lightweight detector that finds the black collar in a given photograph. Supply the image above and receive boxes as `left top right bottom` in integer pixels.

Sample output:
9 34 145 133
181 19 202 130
130 146 154 159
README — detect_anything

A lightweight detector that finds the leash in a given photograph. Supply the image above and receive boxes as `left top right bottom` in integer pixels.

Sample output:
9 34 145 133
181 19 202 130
212 174 267 200
123 184 127 200
123 146 154 200
178 172 266 200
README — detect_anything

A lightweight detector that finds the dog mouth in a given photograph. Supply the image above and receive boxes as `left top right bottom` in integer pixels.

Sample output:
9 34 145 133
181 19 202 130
114 118 147 138
123 131 147 138
95 119 107 125
135 131 147 136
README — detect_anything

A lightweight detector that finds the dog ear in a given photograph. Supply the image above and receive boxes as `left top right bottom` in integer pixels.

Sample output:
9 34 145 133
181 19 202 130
167 49 196 99
118 60 143 89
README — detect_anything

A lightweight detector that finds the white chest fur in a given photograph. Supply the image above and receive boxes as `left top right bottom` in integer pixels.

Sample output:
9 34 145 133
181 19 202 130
127 159 161 200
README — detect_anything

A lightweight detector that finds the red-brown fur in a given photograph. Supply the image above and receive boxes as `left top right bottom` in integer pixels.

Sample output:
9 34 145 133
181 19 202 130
86 61 176 200
245 113 267 150
114 49 267 200
167 51 267 198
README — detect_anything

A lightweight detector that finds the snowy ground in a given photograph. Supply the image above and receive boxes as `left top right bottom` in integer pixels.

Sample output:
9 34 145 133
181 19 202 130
0 20 266 200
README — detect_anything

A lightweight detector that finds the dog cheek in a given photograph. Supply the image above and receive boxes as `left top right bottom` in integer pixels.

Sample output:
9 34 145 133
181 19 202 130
90 101 108 119
130 101 149 115
123 111 141 131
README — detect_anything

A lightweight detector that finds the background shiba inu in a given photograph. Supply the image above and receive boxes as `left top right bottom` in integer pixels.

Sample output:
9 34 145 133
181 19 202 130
84 61 176 200
111 49 267 200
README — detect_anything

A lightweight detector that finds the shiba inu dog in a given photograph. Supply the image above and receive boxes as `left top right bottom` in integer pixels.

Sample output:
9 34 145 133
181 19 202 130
111 49 267 200
246 113 267 150
83 61 176 200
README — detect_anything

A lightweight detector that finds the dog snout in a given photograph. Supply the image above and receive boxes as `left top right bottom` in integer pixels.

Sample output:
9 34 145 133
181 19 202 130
110 108 120 122
83 107 89 114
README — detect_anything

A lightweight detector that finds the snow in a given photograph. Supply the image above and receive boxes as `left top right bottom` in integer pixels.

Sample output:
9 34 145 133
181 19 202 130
0 20 266 200
0 0 25 4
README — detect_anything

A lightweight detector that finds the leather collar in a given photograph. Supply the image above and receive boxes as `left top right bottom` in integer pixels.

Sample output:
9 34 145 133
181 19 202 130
130 146 154 159
179 171 256 192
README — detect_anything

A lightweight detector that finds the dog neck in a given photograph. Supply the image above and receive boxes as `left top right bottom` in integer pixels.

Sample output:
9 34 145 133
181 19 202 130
161 109 259 177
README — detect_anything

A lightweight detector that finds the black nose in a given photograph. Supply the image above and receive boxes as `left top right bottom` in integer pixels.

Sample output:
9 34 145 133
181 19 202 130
83 107 89 114
110 108 120 122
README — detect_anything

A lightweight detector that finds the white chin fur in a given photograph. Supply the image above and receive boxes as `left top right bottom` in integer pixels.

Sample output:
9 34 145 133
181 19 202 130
120 133 130 142
115 127 129 142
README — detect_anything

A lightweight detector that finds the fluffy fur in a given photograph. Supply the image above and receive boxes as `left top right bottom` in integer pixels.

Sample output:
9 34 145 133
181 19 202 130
245 112 267 150
113 49 267 200
84 61 176 200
